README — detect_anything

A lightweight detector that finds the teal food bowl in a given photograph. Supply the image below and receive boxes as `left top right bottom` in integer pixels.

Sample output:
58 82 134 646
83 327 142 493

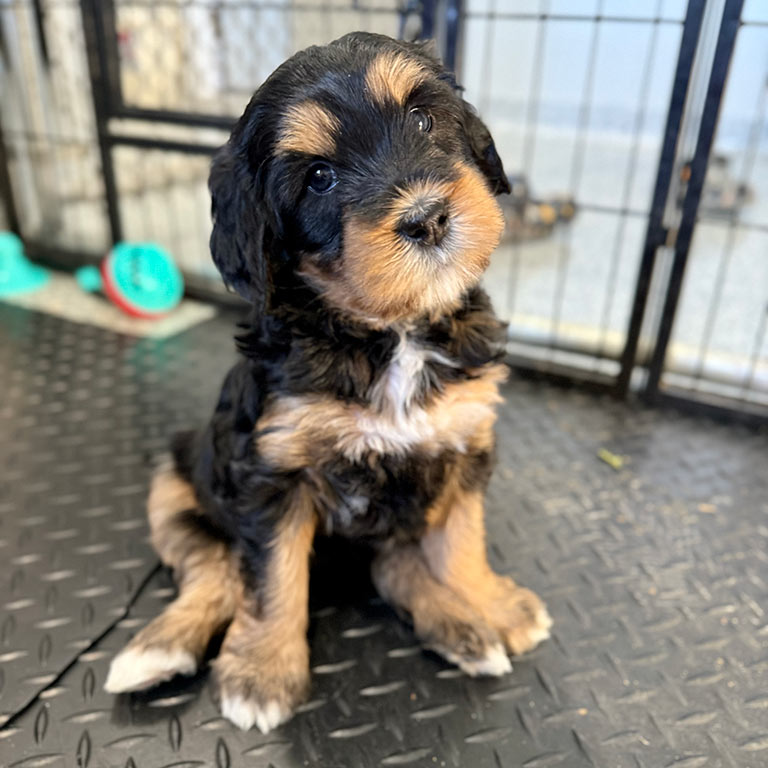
76 242 184 318
0 232 50 296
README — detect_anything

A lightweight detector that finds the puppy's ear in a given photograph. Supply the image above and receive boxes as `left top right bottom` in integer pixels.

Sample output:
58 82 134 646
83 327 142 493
208 143 271 311
461 102 511 196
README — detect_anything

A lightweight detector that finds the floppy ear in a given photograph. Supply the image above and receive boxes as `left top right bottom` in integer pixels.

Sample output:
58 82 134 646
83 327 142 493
208 143 271 312
461 102 511 196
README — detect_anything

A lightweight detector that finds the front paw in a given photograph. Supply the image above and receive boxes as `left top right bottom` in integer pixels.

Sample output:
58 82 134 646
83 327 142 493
487 580 552 656
104 612 199 694
412 597 512 678
105 644 197 693
213 642 310 733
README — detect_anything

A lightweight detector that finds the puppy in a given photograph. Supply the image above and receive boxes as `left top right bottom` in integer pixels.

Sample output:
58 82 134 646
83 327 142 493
104 32 551 733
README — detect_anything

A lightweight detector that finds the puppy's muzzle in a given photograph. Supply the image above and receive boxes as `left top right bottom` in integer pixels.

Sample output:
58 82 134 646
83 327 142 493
397 199 450 247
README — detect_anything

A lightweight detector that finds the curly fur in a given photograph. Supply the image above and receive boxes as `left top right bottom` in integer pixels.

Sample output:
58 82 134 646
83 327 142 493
105 31 551 734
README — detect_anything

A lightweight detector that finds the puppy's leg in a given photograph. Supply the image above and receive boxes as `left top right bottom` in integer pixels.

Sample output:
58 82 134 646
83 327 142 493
105 463 239 693
372 543 511 676
214 487 316 734
422 487 552 657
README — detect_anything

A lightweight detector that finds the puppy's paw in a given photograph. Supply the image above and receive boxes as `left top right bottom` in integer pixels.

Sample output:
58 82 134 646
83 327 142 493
103 606 208 694
220 692 294 733
416 608 511 678
439 641 512 677
489 581 552 656
104 645 197 693
213 644 310 733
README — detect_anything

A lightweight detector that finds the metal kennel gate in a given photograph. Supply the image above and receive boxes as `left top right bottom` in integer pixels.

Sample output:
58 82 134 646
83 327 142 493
1 0 766 423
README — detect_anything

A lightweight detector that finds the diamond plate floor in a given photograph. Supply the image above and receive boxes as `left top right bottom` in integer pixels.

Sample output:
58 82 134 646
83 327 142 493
1 304 767 768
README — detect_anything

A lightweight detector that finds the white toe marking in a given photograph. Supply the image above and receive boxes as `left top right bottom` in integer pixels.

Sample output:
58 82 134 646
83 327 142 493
104 647 196 693
527 608 553 648
220 695 292 733
527 624 551 647
221 694 258 731
255 699 289 734
461 644 513 677
439 643 512 678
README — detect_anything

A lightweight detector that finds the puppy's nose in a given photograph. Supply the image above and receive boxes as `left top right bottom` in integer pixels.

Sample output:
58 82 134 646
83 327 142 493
397 200 450 246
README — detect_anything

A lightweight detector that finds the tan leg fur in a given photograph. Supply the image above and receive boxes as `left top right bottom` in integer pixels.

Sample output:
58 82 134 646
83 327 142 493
213 485 317 733
105 463 241 694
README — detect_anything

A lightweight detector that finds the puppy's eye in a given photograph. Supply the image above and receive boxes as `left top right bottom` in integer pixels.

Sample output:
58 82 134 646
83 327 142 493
307 162 338 194
409 107 432 133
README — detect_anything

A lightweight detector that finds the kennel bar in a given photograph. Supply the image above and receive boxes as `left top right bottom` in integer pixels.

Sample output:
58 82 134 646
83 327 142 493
0 123 21 234
457 1 703 392
616 0 707 396
80 0 122 242
645 0 745 400
687 82 766 387
1 0 765 424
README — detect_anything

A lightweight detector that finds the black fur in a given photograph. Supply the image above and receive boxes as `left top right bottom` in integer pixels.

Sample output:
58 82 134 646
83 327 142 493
178 284 505 590
208 32 508 309
179 32 509 591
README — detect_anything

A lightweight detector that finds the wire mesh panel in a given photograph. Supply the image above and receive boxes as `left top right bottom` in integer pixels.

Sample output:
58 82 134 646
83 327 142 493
98 1 417 289
112 0 409 117
1 0 764 418
0 0 420 281
461 0 689 377
112 145 218 280
660 1 768 411
0 0 111 255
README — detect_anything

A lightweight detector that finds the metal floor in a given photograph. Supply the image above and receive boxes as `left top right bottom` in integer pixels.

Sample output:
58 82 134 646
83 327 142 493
1 304 767 768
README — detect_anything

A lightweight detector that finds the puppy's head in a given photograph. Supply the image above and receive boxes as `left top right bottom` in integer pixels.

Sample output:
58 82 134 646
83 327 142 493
210 32 509 324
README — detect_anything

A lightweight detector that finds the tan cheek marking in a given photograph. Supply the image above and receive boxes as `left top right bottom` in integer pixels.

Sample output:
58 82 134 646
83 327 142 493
339 218 422 320
448 162 505 262
300 165 502 324
301 179 454 324
365 52 426 106
276 101 340 156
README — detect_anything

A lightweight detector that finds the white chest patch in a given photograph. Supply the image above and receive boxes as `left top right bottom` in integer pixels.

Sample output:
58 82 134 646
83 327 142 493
374 335 431 418
353 335 453 456
255 339 506 469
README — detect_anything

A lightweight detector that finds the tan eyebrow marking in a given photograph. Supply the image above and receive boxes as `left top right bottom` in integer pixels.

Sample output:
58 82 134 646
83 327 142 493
365 51 426 107
276 100 340 156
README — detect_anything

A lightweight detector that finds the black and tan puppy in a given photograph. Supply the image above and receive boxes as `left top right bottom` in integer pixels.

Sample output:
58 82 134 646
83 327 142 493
105 32 551 733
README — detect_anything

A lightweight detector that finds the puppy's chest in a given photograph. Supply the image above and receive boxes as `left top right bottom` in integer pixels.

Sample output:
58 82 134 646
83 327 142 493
255 339 506 470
